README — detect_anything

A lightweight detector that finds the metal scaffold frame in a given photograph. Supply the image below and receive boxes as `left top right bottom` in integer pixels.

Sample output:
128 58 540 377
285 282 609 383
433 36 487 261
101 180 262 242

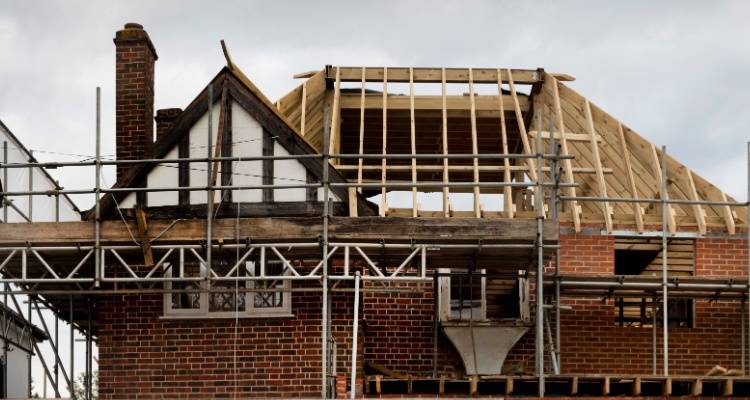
0 84 749 399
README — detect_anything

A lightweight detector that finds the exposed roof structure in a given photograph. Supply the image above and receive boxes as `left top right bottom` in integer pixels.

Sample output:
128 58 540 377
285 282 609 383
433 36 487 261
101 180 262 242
275 66 747 234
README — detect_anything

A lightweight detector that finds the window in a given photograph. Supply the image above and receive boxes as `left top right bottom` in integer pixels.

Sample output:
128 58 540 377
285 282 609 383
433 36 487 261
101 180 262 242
163 253 292 318
437 268 529 322
613 238 695 328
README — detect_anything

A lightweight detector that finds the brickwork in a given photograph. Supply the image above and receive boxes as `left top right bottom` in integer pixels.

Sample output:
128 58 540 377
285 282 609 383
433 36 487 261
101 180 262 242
114 23 157 181
96 234 750 397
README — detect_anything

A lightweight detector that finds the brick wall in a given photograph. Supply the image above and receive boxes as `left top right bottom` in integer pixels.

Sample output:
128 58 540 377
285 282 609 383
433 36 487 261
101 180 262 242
97 235 749 397
114 23 157 181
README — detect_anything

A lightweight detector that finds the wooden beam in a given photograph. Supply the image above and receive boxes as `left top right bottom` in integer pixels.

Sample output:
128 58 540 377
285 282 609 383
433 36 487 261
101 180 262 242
409 67 418 217
380 67 388 216
469 68 481 218
507 69 538 201
650 144 677 234
584 99 612 232
327 67 551 84
0 217 559 245
497 69 514 218
329 67 342 165
441 68 450 217
339 93 529 112
617 122 644 232
528 130 603 142
300 81 307 136
686 169 707 234
549 76 581 231
134 207 154 267
357 67 366 193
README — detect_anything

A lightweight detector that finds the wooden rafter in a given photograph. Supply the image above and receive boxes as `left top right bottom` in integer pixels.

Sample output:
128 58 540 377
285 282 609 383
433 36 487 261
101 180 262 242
468 68 481 218
357 67 366 193
497 69 513 218
616 122 644 232
409 67 418 217
380 67 388 216
300 81 307 136
549 75 581 232
441 68 450 217
506 69 538 187
329 67 342 165
583 99 612 232
685 168 707 234
649 144 677 234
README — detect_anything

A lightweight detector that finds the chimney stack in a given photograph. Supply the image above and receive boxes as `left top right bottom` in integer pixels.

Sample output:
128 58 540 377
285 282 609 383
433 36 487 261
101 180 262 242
155 108 182 141
114 23 158 181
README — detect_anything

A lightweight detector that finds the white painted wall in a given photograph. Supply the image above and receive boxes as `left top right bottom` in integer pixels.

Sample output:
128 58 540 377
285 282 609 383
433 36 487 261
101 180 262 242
120 99 342 208
0 125 80 223
6 341 31 399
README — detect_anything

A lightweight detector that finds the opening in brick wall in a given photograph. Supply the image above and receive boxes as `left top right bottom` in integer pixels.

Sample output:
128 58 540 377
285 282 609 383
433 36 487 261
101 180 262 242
613 237 695 328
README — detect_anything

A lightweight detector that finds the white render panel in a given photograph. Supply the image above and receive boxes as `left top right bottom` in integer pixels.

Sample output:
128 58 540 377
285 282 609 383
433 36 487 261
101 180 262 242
120 192 136 208
231 102 264 203
6 341 30 399
273 142 306 201
188 101 222 205
147 146 179 206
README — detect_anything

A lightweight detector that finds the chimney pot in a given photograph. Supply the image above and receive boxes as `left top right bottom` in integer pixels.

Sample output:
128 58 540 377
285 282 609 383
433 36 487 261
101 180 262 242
155 108 183 141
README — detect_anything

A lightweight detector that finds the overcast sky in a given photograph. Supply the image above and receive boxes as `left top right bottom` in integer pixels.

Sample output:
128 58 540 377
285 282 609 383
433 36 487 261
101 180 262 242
2 1 750 203
1 0 750 396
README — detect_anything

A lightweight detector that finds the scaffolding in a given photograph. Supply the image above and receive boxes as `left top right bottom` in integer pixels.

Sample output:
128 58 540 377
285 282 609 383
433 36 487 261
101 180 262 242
0 69 749 398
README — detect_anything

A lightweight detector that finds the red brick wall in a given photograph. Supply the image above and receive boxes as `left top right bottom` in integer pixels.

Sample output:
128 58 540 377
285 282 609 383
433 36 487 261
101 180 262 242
97 235 749 397
114 23 157 181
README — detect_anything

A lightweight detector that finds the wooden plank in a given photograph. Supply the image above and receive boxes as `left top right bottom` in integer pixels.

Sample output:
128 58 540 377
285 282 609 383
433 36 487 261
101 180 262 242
409 67 418 217
720 191 737 234
662 377 672 397
549 75 581 231
134 207 154 266
348 188 358 217
571 376 579 395
470 375 478 395
584 99 612 232
505 376 514 395
0 217 559 245
220 94 233 203
650 144 677 234
357 67 366 194
441 68 450 217
469 68 481 218
381 67 388 216
329 67 342 165
528 130 603 142
439 375 446 394
327 66 547 84
497 69 513 218
632 376 641 396
603 376 610 396
507 69 538 201
300 81 307 136
686 169 707 234
692 378 703 396
339 93 529 112
723 378 733 396
616 122 644 232
375 375 382 395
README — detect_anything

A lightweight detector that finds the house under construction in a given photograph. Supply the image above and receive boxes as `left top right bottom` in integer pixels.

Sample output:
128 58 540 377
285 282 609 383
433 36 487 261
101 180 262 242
1 23 750 398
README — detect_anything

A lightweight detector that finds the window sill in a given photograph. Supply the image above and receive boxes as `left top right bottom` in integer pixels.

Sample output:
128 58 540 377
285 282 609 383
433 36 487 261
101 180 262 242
160 312 295 321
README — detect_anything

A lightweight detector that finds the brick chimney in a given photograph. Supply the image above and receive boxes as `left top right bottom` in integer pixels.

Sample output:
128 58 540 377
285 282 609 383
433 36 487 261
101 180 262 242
155 108 182 141
114 22 158 181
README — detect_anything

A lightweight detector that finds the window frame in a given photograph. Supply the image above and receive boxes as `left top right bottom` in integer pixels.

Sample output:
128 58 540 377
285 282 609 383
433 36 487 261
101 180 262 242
162 260 293 319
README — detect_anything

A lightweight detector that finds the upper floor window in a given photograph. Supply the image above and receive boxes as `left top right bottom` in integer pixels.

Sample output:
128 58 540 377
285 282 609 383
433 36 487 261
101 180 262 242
163 257 291 318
